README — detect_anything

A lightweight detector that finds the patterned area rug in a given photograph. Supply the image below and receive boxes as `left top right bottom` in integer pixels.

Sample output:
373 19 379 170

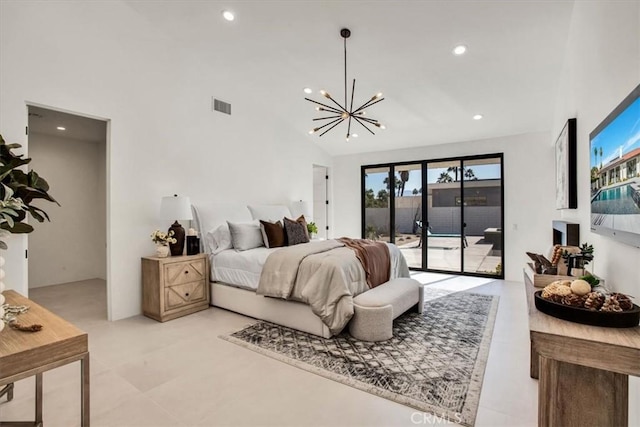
221 290 499 426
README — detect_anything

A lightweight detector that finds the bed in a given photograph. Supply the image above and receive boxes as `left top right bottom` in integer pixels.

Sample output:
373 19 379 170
193 202 410 338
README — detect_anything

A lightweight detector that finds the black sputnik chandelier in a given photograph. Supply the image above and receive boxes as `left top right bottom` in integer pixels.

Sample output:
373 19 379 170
305 28 385 142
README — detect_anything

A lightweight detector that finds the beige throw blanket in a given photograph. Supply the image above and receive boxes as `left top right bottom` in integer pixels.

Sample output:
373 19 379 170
257 239 409 335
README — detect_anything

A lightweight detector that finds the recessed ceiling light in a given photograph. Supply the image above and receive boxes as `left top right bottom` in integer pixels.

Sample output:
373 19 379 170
222 10 235 21
57 126 66 130
473 114 483 120
453 45 467 55
352 133 359 138
303 87 312 94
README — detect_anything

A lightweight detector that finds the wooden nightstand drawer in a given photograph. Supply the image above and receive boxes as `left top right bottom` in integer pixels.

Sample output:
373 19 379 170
165 281 206 310
142 253 210 322
164 259 206 286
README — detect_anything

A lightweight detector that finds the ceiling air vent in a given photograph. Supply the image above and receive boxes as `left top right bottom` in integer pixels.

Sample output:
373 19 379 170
212 98 231 115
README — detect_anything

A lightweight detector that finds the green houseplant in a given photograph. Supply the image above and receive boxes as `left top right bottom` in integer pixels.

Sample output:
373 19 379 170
0 134 58 330
0 135 58 243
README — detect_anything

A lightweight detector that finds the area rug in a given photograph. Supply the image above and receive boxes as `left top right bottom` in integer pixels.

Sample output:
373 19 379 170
221 290 499 426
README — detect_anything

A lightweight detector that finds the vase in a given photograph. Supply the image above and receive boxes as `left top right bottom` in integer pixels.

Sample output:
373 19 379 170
155 244 170 258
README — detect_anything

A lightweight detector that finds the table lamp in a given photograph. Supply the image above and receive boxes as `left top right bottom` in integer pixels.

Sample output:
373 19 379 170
160 195 193 256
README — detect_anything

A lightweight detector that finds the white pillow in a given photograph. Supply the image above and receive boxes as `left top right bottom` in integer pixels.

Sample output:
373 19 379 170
227 221 264 251
247 205 292 222
205 224 233 254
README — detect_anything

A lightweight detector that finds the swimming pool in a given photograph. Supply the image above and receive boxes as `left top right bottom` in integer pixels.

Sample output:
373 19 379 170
591 184 640 214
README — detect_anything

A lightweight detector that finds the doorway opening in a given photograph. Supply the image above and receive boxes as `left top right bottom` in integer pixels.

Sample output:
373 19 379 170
27 105 109 322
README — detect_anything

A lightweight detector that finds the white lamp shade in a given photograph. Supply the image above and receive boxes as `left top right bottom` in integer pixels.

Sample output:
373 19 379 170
290 200 311 220
160 195 193 221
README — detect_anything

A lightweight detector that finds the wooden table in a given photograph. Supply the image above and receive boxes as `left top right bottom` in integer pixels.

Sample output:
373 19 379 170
0 290 89 426
525 274 640 426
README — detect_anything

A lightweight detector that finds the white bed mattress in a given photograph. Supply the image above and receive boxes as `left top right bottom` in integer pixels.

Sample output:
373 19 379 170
210 247 278 291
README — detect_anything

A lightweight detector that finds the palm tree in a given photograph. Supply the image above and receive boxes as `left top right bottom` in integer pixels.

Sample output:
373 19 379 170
436 172 453 183
593 146 598 168
464 168 478 180
446 166 459 181
599 147 603 169
399 170 409 197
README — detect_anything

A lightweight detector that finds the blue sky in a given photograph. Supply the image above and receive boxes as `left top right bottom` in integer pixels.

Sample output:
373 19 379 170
591 97 640 168
365 163 501 195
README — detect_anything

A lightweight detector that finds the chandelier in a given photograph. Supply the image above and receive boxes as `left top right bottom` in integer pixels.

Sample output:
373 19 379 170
305 28 385 142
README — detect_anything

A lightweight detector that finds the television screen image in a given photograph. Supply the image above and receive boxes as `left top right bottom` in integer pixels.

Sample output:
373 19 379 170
590 83 640 248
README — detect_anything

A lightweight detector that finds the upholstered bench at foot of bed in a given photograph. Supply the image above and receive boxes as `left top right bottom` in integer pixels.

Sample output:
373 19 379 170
349 277 423 342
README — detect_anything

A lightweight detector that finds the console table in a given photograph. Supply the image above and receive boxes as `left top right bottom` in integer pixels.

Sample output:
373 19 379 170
0 290 89 426
525 274 640 426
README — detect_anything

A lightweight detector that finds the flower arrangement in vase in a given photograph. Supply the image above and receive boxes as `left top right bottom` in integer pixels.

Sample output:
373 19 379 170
151 229 177 258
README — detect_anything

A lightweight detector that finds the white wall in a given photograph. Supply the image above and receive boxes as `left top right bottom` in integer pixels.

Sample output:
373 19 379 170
551 2 640 422
552 0 640 296
0 1 331 319
28 132 106 287
332 131 557 282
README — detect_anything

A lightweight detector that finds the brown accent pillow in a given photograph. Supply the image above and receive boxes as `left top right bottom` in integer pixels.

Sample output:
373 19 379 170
284 216 310 246
259 220 285 248
295 215 310 239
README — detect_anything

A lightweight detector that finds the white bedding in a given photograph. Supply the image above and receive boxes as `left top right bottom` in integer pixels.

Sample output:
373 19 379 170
210 247 278 291
210 241 410 293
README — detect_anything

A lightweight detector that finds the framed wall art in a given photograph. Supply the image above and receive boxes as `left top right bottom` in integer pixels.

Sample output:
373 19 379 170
555 118 577 209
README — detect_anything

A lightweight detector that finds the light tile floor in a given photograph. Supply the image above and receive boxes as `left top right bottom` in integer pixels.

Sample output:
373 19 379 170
1 277 538 426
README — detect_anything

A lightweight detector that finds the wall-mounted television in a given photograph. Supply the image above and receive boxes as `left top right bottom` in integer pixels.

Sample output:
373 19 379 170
590 83 640 248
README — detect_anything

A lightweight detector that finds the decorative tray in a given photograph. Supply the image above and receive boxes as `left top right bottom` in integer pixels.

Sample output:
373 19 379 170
534 291 640 328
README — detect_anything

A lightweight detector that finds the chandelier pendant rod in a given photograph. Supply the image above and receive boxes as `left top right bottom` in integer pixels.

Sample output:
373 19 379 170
313 115 343 121
354 97 385 114
319 117 346 137
314 117 344 134
304 97 343 114
353 116 376 135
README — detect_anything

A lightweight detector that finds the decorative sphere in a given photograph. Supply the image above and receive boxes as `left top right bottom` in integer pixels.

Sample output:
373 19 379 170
0 256 5 267
0 269 5 280
571 279 591 296
0 306 4 318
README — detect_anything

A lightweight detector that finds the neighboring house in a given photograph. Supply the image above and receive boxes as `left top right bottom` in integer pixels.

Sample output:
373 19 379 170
595 147 640 189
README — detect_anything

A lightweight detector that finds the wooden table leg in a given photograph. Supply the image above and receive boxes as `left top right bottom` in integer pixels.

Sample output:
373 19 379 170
530 338 539 379
0 383 14 401
81 353 90 427
35 373 43 426
538 355 628 427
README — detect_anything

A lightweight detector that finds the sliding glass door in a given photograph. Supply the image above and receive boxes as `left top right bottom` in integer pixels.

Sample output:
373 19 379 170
363 166 391 242
393 164 422 269
361 154 504 279
425 160 462 272
462 157 503 276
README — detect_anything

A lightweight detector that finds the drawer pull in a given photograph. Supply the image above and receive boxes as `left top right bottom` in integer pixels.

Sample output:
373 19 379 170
185 293 190 297
184 271 189 274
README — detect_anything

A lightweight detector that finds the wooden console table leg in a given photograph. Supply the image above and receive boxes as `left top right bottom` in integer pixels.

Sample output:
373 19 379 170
81 353 90 427
0 383 14 401
538 355 628 427
35 373 43 426
530 338 539 379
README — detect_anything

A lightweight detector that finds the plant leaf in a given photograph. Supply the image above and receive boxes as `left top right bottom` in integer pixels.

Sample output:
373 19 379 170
0 221 33 233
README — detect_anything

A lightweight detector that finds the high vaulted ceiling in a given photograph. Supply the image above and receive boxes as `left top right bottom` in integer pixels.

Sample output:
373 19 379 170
126 0 575 156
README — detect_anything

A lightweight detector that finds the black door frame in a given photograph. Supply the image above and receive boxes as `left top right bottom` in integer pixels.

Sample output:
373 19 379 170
361 152 505 279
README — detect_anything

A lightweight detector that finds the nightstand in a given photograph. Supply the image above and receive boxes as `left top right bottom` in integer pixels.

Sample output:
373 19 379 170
141 253 210 322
